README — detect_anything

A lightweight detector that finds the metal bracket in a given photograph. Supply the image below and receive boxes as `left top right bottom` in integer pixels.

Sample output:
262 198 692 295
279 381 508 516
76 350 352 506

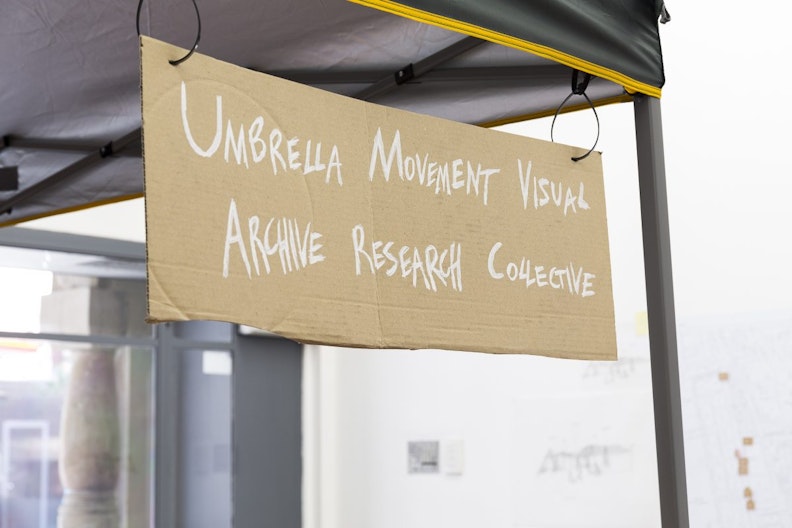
0 128 141 216
0 167 19 192
394 63 415 85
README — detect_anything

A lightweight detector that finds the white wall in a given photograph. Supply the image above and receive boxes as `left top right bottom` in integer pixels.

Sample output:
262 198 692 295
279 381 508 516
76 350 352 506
312 312 792 528
21 197 146 242
311 332 659 528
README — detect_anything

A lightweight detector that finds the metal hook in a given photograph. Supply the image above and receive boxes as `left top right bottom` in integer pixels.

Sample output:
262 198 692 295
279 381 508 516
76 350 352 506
550 70 600 162
659 3 671 24
571 69 591 95
136 0 202 66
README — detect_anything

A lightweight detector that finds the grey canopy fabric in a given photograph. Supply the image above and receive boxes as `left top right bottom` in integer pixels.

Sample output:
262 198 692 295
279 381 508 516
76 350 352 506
351 0 667 97
0 0 666 226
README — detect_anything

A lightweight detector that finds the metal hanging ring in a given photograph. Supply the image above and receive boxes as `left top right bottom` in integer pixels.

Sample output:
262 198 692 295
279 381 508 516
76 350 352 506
136 0 202 66
550 71 600 162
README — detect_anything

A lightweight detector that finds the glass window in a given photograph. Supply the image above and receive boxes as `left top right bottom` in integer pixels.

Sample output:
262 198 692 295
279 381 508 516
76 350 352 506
0 245 150 339
0 241 154 528
0 340 153 528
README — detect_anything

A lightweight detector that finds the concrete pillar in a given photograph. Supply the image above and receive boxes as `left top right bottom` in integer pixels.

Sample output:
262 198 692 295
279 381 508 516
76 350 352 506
41 277 130 528
57 346 121 528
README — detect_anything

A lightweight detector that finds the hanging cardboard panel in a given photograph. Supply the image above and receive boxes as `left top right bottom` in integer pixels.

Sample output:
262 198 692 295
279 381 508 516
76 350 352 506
141 36 616 359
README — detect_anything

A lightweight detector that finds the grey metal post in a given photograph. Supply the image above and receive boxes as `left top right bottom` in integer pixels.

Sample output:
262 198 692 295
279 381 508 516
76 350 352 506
232 333 303 528
154 323 181 528
633 94 689 528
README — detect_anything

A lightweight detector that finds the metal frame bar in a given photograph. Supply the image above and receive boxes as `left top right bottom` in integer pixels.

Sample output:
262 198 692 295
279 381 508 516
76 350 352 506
0 226 145 260
268 64 570 86
0 330 156 348
0 129 141 216
353 36 483 100
0 329 231 351
634 94 689 528
3 135 141 156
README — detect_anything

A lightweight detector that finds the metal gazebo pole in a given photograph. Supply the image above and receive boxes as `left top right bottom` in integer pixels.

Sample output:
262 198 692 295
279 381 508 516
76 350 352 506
633 94 690 528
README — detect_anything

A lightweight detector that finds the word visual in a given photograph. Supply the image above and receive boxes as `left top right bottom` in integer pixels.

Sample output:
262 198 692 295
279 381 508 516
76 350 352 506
517 159 589 215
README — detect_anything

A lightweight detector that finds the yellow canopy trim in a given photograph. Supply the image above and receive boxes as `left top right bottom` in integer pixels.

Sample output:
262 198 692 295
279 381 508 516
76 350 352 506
0 193 144 229
349 0 662 99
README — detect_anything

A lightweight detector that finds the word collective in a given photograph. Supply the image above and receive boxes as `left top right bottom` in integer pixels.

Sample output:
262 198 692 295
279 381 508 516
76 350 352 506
517 160 589 215
487 242 596 297
180 82 343 184
369 128 500 205
222 199 325 279
352 225 462 293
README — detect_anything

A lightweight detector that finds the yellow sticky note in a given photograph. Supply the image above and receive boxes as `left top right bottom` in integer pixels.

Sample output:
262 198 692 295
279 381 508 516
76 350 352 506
635 311 649 336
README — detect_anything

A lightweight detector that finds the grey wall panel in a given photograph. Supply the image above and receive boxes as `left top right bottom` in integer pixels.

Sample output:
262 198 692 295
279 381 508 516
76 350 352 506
233 335 302 528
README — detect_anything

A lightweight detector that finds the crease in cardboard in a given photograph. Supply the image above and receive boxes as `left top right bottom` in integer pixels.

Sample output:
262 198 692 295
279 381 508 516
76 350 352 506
146 264 189 320
263 304 298 337
362 103 387 347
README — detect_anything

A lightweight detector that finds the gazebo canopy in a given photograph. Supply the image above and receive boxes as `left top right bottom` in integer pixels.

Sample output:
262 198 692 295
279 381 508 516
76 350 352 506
0 0 667 226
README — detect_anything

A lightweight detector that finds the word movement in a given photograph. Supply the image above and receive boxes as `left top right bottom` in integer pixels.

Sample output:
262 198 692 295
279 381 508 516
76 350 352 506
369 129 500 205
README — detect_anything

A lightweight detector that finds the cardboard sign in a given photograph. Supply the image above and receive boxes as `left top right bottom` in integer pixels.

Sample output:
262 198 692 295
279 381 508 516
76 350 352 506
141 36 616 359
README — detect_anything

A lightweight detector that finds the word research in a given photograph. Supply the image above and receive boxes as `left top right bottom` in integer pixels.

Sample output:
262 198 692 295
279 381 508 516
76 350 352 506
180 82 343 184
222 199 325 279
352 225 462 293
